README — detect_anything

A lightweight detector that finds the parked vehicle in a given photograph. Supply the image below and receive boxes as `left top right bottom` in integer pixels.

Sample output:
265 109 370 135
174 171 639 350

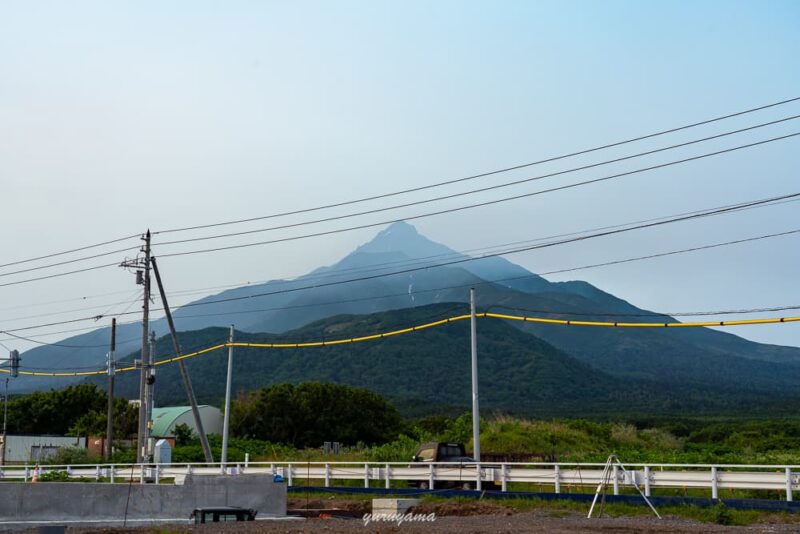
190 506 257 523
410 442 490 490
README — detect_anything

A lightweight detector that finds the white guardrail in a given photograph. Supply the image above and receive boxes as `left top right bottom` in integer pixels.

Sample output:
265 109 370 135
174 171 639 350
3 461 800 501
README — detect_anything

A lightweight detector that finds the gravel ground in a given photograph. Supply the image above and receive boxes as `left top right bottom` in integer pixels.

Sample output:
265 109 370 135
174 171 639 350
50 497 800 534
56 513 800 534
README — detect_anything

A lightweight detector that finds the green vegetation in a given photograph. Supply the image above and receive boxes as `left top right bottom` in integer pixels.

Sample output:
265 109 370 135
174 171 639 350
99 304 800 420
231 382 403 448
9 380 800 467
6 384 137 438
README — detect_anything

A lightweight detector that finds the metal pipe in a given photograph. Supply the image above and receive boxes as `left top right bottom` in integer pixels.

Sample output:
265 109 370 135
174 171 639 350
221 325 235 468
470 288 481 462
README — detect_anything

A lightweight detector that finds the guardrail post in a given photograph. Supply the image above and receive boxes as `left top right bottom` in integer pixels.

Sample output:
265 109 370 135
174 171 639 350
287 464 293 487
186 464 193 476
324 463 330 487
554 465 561 494
644 465 651 497
95 465 101 481
612 464 619 496
476 462 482 491
429 464 435 490
245 453 249 468
139 464 145 484
155 464 160 485
364 463 370 488
711 467 718 500
385 463 391 489
787 468 793 502
110 466 115 484
24 467 29 482
501 464 508 492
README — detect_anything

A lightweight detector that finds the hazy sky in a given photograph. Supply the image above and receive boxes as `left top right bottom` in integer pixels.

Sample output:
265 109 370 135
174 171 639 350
1 0 799 353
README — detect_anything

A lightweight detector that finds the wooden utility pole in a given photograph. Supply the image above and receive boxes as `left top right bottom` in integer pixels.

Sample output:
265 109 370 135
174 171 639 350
150 256 213 463
104 318 116 461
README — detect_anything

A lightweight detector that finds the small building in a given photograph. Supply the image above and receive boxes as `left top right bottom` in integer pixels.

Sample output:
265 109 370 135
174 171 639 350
151 405 223 438
1 435 87 464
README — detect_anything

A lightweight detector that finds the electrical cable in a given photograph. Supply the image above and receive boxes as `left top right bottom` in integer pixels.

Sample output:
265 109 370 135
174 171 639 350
154 96 800 235
156 133 800 259
0 233 141 270
0 194 796 334
152 115 800 247
0 133 796 290
5 114 797 279
0 244 142 278
8 310 798 377
155 194 800 310
2 190 795 329
3 96 798 273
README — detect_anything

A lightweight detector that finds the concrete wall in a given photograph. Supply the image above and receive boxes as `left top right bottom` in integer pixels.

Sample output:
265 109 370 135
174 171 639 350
0 474 286 521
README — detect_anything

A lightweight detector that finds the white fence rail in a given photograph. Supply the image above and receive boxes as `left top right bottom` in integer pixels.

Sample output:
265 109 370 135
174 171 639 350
3 461 799 501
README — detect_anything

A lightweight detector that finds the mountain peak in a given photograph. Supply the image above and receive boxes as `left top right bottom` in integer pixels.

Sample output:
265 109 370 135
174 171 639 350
354 221 456 258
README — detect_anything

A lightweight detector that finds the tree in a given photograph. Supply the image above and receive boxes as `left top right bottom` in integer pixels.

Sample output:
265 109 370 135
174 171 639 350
7 384 138 438
173 423 195 446
231 382 402 448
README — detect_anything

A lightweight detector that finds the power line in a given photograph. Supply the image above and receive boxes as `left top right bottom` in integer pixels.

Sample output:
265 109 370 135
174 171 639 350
6 114 796 279
151 115 800 247
157 133 800 259
23 310 800 377
2 220 797 339
0 291 142 325
491 304 800 318
0 244 141 278
3 96 798 274
155 96 800 235
1 132 797 290
120 195 800 312
536 230 800 276
0 233 141 270
157 196 800 311
0 261 120 289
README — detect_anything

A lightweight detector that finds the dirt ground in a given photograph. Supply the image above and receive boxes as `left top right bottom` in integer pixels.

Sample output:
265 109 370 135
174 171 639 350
54 497 800 534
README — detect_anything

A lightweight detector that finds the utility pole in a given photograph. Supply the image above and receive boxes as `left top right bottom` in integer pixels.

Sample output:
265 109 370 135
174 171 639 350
221 325 234 469
144 330 157 459
150 256 214 463
470 288 481 462
120 230 151 464
105 318 116 461
1 350 20 466
1 377 8 466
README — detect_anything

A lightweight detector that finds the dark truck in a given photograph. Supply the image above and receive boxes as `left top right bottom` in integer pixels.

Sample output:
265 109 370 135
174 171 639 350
410 442 491 490
410 442 553 490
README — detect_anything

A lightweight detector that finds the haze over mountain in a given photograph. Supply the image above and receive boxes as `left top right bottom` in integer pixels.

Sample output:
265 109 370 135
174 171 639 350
13 222 800 404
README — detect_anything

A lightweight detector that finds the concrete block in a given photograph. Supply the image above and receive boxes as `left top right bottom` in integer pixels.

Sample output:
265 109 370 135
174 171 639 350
372 498 420 516
0 474 287 522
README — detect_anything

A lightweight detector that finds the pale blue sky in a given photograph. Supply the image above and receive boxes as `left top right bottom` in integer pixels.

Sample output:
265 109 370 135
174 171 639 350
1 0 798 350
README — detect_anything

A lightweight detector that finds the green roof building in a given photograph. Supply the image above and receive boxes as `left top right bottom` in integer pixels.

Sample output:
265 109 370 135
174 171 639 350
151 405 223 438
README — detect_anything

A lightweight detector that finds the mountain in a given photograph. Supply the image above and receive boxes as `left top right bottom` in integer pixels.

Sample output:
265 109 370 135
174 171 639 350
14 221 800 403
99 304 800 418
